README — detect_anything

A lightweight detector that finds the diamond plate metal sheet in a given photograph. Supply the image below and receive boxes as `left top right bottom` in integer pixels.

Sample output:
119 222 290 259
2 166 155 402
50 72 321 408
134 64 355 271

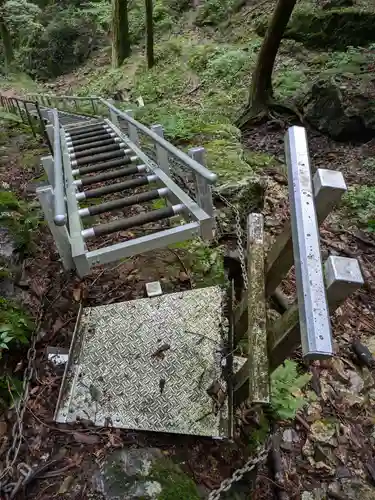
55 286 231 437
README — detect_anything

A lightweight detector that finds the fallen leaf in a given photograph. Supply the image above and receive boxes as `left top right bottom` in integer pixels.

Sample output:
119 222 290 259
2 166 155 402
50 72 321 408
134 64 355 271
151 343 170 359
58 475 74 494
73 432 100 445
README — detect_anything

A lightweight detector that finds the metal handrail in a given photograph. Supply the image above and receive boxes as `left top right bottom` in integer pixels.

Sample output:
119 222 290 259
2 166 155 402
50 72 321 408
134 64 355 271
101 99 217 184
51 109 67 226
21 92 218 185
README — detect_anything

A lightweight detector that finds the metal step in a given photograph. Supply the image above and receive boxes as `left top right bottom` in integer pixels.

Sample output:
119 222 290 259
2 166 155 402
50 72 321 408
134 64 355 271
76 174 158 200
54 286 231 438
81 203 185 240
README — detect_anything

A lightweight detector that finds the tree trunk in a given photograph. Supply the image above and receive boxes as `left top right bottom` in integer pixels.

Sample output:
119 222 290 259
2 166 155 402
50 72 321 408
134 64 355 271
237 0 297 127
111 0 131 68
0 14 13 72
145 0 154 69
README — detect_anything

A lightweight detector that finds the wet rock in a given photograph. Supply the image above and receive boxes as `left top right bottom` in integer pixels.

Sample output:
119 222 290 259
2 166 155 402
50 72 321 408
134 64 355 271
310 420 336 445
329 479 375 500
301 79 375 142
93 448 200 499
284 8 375 50
281 428 299 451
321 0 353 9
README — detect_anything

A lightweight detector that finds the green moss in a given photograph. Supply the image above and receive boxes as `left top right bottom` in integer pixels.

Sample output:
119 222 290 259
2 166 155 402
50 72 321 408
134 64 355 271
150 458 200 500
285 8 375 50
343 185 375 227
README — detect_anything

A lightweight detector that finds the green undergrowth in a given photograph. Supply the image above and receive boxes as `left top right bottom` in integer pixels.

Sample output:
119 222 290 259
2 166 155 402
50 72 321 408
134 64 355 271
271 360 312 420
343 185 375 229
171 238 224 287
150 458 200 500
0 190 42 253
0 298 32 406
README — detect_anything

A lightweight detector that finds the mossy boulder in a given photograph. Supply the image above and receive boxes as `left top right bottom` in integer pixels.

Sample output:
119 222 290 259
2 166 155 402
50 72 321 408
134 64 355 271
93 448 200 499
300 78 375 141
284 8 375 50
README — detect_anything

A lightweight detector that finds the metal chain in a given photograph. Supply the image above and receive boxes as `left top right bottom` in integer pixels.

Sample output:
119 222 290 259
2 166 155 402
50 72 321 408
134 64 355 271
0 311 41 496
208 438 271 500
213 190 248 290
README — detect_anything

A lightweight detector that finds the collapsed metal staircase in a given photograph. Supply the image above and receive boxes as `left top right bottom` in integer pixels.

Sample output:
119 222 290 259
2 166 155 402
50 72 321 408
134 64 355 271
0 93 364 446
1 94 217 277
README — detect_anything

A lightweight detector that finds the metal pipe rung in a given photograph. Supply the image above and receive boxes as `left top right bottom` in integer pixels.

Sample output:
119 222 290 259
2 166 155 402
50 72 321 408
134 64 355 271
66 130 115 146
67 137 120 153
74 164 147 187
70 142 125 160
71 148 130 167
81 203 185 240
71 153 134 176
76 174 158 200
79 187 169 217
66 124 107 137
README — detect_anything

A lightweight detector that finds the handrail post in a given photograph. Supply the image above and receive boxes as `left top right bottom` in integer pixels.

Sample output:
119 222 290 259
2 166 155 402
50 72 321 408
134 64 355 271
108 98 119 126
151 124 170 176
188 147 215 240
37 186 73 270
125 109 139 146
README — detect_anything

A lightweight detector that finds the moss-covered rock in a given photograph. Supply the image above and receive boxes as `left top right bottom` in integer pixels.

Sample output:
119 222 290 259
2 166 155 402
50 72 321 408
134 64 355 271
94 448 200 499
300 78 375 141
284 8 375 50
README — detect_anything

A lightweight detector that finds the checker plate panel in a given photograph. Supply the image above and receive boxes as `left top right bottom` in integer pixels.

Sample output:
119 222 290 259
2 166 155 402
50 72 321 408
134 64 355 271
55 286 231 437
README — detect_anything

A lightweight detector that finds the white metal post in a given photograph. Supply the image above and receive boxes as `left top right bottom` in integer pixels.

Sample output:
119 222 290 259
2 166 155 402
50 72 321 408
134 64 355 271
37 186 73 270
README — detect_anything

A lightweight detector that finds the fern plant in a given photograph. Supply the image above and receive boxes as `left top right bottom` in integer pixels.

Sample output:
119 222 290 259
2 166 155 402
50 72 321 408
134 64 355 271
0 298 32 357
271 360 311 420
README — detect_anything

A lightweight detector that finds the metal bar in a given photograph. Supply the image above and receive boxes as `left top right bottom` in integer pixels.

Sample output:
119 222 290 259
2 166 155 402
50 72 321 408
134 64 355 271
23 101 36 137
72 148 130 167
61 132 90 277
70 142 124 159
68 137 119 153
82 204 185 240
91 99 97 115
79 187 168 217
66 121 106 134
285 126 332 359
36 186 73 270
100 99 217 184
76 174 157 200
51 109 67 226
42 156 54 186
75 164 146 187
125 109 139 146
268 256 364 370
35 101 52 152
66 131 115 147
67 124 107 138
188 147 215 239
87 222 200 266
266 168 347 297
151 124 170 177
234 167 347 342
14 99 23 120
72 155 135 176
104 119 212 229
233 214 269 406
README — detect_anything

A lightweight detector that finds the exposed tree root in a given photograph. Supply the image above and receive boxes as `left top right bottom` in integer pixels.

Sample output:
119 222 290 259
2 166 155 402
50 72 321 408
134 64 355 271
236 98 303 130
